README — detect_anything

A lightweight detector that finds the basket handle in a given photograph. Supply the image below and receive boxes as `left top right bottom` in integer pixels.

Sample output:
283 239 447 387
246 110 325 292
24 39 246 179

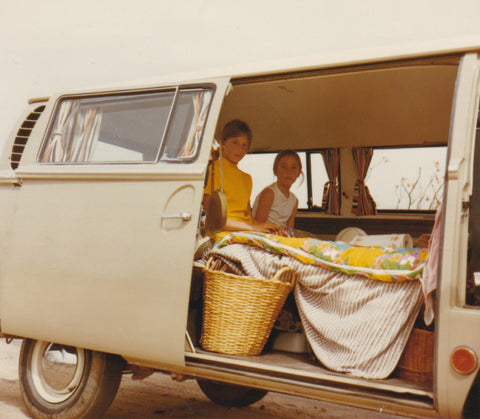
205 257 228 272
205 257 215 269
207 258 295 284
273 267 296 285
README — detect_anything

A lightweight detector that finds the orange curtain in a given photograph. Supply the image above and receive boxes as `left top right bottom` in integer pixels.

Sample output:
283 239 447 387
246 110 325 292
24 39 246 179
320 149 340 215
351 147 377 215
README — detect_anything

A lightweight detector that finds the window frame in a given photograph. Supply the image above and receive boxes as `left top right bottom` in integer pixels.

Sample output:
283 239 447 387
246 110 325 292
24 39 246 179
37 84 216 166
301 150 342 213
246 144 447 216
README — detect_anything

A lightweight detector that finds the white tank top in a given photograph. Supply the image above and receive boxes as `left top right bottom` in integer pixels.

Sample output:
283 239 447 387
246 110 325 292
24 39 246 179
252 182 297 227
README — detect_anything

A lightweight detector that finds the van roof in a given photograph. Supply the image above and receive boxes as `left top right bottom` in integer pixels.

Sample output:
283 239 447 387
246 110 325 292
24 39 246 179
101 35 479 91
226 37 480 82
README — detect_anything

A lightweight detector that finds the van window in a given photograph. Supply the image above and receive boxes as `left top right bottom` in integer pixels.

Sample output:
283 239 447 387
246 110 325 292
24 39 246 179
161 89 212 161
239 151 329 210
367 146 446 211
38 87 213 164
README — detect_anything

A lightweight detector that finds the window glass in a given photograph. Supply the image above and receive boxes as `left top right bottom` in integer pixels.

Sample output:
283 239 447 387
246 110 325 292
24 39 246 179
39 87 213 164
239 152 327 210
239 153 277 206
162 89 212 161
39 92 175 163
367 146 446 210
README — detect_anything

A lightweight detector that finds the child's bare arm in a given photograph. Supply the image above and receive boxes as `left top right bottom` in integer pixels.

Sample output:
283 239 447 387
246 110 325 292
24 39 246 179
224 218 282 235
254 188 274 223
286 198 299 228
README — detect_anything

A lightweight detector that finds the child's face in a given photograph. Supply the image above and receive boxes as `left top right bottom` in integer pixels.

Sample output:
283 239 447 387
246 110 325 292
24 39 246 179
275 155 301 188
222 134 250 164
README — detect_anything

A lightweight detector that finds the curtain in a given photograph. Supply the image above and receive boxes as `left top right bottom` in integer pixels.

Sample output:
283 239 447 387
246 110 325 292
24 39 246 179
320 148 340 215
41 100 102 163
351 147 377 215
65 107 102 162
178 90 212 159
42 100 78 162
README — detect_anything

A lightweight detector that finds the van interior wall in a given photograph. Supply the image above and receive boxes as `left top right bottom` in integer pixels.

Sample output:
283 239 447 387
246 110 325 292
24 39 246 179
218 60 458 152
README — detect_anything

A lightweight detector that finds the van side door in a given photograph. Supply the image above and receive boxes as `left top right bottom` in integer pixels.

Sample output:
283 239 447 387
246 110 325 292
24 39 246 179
1 79 230 367
435 53 480 418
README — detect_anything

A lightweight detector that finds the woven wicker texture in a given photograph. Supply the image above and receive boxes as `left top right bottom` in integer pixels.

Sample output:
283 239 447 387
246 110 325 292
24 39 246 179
397 328 434 382
201 258 295 356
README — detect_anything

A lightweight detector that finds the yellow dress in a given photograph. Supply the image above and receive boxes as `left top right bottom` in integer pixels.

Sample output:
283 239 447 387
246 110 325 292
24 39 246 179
204 157 252 223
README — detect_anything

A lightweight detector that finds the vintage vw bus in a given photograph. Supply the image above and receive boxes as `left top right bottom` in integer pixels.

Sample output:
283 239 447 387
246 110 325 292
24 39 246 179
1 42 480 419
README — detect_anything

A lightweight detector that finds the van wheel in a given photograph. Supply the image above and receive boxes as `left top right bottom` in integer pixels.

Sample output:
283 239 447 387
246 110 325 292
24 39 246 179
463 377 480 418
19 339 124 419
197 379 268 407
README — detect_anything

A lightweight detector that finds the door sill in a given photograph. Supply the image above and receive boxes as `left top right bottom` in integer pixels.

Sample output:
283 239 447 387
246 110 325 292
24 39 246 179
186 348 433 402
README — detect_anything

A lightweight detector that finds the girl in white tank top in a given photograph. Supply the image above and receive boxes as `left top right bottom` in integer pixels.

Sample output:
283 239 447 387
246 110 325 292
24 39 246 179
252 150 303 233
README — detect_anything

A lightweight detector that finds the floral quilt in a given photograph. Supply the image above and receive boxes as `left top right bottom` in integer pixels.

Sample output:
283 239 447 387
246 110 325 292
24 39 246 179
216 232 428 282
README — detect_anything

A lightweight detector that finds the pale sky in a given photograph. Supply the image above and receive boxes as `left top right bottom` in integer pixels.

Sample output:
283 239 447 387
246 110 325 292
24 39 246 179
1 0 480 156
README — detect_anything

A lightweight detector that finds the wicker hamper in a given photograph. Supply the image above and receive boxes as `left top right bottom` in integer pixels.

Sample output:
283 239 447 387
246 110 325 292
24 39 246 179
201 258 296 356
397 328 434 382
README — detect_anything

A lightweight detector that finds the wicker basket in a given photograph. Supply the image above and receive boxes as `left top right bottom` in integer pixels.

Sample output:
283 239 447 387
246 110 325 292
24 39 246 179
201 258 295 356
397 328 434 382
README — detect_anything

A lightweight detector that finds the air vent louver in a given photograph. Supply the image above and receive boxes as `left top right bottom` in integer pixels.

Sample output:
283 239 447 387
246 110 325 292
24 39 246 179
10 105 46 170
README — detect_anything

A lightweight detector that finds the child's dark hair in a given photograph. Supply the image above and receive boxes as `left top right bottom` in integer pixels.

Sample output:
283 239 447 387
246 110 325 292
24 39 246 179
273 150 304 183
221 119 252 145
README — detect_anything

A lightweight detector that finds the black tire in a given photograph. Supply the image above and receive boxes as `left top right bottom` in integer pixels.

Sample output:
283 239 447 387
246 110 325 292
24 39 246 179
463 377 480 418
197 379 268 407
19 339 124 419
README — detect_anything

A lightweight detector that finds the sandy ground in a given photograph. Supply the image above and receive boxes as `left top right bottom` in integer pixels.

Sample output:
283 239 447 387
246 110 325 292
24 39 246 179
0 339 409 419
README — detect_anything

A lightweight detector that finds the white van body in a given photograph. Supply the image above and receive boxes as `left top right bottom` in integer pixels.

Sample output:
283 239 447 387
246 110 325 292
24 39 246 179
1 33 480 418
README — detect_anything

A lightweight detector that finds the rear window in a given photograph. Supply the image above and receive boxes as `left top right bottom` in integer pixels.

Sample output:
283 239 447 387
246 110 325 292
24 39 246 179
38 87 213 164
239 151 329 210
367 146 446 211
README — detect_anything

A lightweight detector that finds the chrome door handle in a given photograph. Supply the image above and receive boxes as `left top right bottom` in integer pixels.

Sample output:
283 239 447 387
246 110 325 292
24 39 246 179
161 212 192 221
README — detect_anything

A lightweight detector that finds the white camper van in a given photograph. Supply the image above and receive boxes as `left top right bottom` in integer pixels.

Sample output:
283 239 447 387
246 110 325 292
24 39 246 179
1 40 480 419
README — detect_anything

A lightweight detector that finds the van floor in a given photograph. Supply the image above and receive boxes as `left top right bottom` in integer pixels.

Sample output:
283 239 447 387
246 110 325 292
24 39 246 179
186 346 433 402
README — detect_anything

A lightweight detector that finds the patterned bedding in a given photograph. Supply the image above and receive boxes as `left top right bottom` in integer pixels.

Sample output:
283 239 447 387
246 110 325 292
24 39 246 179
216 232 428 282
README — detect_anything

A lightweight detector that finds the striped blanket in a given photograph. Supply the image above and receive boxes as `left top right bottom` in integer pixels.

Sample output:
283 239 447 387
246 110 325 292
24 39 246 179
206 241 423 379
